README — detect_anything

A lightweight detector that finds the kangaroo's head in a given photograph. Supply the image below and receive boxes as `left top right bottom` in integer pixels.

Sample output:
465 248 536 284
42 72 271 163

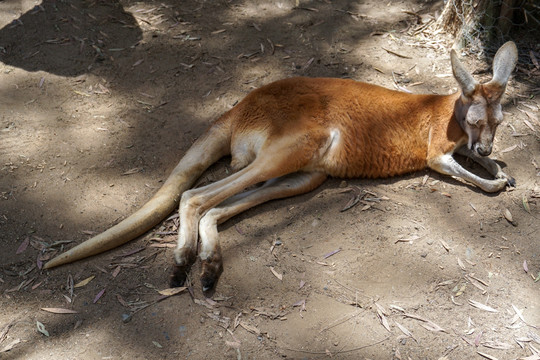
451 41 518 156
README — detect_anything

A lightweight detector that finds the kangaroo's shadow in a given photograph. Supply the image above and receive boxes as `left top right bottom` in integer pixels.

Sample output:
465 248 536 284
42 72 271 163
0 0 142 76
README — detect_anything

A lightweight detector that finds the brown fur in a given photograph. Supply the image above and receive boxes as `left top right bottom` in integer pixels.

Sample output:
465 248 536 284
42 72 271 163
223 78 462 179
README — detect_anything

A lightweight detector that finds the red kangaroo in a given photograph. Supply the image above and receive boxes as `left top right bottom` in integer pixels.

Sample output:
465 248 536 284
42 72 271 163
44 41 519 292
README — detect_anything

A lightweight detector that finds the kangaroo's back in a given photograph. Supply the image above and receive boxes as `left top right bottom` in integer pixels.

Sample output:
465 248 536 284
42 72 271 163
226 77 464 178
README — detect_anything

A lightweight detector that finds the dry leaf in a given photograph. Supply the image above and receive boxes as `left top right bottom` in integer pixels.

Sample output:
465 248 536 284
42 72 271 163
403 313 446 332
382 47 412 59
41 308 78 314
436 279 455 287
465 259 476 266
482 340 513 350
528 330 540 344
270 267 283 280
16 237 29 254
467 274 489 286
524 119 536 132
519 354 540 360
158 287 187 296
474 330 483 346
523 196 531 214
93 288 105 304
74 275 95 288
239 321 261 335
451 296 463 306
112 266 121 278
524 110 539 124
0 338 21 353
501 144 517 153
116 294 129 308
468 299 498 313
0 321 15 344
341 194 361 212
440 239 451 252
194 298 215 310
467 279 486 292
476 351 499 360
510 313 520 325
512 304 526 323
504 209 515 225
323 249 341 259
375 302 389 316
122 167 142 175
73 90 91 97
418 321 446 332
396 235 419 244
395 321 416 341
205 312 231 328
376 308 391 332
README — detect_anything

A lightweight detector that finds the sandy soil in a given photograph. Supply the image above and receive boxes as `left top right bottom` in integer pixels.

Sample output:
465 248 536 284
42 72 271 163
1 0 539 359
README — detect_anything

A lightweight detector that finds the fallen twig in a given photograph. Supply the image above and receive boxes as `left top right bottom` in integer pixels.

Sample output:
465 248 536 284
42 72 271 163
382 47 412 59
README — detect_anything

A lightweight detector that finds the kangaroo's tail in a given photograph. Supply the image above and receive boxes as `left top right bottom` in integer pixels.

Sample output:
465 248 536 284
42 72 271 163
44 118 231 269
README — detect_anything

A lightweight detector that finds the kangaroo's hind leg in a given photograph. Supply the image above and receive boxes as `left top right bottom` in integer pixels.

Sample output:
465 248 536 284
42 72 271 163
170 162 277 287
169 153 317 286
197 171 327 291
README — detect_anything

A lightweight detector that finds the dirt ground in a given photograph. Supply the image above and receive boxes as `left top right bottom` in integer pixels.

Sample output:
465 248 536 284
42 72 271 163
1 0 539 359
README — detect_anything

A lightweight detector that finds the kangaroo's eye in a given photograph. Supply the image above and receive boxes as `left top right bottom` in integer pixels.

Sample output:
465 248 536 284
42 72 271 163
466 117 480 126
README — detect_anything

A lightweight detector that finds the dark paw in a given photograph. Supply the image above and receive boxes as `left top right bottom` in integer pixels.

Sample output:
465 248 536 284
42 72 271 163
506 176 516 187
170 265 188 288
200 258 223 292
201 275 217 293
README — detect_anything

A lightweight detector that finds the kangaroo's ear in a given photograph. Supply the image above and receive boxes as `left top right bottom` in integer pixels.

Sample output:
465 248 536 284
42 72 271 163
451 49 477 97
491 41 518 87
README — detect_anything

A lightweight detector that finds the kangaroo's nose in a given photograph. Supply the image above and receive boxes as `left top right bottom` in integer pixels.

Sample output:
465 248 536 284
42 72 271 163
475 143 492 156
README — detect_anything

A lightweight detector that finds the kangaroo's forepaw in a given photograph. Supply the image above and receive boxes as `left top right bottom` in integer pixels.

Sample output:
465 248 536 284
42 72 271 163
495 171 515 188
200 256 223 292
506 176 516 187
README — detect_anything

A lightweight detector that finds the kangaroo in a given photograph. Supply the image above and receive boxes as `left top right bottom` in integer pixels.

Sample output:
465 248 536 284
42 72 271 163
44 41 518 291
